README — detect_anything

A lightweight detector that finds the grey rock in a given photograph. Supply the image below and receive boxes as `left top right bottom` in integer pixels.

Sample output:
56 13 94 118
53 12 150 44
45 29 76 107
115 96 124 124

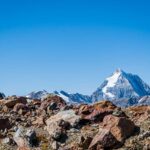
13 127 38 148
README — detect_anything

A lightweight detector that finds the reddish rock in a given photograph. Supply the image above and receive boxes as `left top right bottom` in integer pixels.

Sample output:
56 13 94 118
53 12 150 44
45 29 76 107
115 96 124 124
13 103 29 112
4 97 27 108
40 95 66 111
77 101 117 123
89 128 118 149
126 105 150 124
102 115 135 143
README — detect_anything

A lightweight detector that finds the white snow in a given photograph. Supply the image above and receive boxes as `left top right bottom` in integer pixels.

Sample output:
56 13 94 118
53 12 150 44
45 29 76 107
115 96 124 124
138 96 147 103
26 90 49 100
102 70 121 98
57 92 70 103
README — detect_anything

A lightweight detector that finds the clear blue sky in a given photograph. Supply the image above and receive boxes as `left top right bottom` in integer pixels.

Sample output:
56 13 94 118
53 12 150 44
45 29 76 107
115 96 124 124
0 0 150 96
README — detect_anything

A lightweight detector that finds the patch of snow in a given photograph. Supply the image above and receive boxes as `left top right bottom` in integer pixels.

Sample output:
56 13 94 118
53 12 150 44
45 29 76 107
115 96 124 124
26 90 49 100
57 92 70 103
102 70 121 98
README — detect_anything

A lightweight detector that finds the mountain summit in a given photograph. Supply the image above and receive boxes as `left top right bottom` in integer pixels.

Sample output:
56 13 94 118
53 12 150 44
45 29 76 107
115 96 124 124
25 69 150 106
91 69 150 102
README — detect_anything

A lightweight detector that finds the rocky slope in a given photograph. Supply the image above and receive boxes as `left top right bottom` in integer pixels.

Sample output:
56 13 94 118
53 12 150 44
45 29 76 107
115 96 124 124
0 94 149 150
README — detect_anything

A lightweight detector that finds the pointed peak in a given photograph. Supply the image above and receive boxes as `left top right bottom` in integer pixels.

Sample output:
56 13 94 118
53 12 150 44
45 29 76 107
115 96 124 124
114 68 126 75
116 68 122 73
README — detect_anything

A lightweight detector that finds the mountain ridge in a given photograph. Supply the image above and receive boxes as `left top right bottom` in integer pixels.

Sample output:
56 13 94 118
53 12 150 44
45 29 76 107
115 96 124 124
2 69 150 106
91 69 150 103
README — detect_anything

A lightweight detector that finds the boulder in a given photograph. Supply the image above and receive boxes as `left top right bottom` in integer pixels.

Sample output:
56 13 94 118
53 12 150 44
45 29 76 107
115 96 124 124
40 95 66 111
89 128 118 149
4 97 27 108
46 110 80 128
102 115 135 143
0 118 12 130
13 103 29 112
13 127 38 150
77 101 117 123
46 110 81 141
46 118 67 141
25 129 38 147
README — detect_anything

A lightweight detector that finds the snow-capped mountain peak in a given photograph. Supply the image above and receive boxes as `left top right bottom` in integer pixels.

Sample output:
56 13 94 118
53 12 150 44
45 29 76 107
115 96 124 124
26 90 49 100
102 69 123 98
25 69 150 106
91 69 150 102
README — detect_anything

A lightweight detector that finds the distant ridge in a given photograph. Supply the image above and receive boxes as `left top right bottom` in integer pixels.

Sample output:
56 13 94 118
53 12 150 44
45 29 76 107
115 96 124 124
25 69 150 106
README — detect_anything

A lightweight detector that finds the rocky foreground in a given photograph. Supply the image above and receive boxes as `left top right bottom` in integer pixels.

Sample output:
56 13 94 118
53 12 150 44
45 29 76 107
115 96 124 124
0 95 149 150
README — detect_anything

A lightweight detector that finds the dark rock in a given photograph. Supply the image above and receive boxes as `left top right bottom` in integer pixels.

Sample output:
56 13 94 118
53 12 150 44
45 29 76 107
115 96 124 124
0 118 12 130
0 93 5 100
25 129 38 147
80 136 93 149
58 119 70 130
48 102 57 110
